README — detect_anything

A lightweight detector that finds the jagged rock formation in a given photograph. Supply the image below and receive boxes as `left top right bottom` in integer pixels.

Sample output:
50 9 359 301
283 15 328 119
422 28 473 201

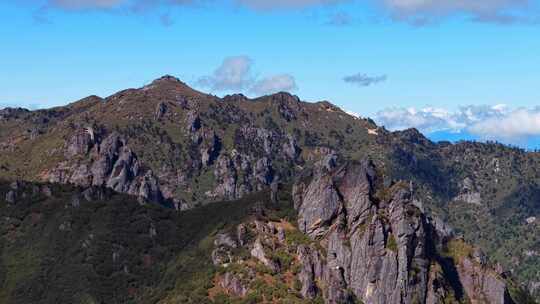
210 161 517 304
43 131 164 205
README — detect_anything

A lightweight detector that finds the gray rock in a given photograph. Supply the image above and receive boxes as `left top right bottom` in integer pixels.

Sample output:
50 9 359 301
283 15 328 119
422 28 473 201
457 256 511 304
237 224 247 246
454 177 482 205
81 187 105 202
297 245 320 299
335 161 374 225
212 247 232 266
297 174 341 237
219 272 248 297
5 190 16 204
155 102 167 120
138 171 163 204
186 110 201 132
212 154 237 199
250 238 279 273
71 194 81 207
270 180 279 204
277 226 286 243
215 233 238 248
70 164 92 187
292 161 512 304
199 130 221 167
283 134 301 160
254 157 273 185
65 129 94 157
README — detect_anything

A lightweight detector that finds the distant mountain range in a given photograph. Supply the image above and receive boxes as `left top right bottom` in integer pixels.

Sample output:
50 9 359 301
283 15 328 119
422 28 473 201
426 130 540 151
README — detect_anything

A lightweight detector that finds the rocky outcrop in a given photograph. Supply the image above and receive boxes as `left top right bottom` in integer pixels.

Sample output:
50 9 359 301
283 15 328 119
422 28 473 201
211 161 515 304
297 244 324 299
65 128 95 157
154 102 167 120
456 255 512 304
215 233 238 248
453 177 481 205
46 132 163 204
291 161 513 304
250 238 280 273
0 107 29 120
270 92 304 122
218 272 248 297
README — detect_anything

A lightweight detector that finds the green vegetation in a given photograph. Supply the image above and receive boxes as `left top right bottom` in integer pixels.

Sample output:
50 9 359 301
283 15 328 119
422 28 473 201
0 181 272 304
285 228 312 247
386 234 398 252
442 239 474 261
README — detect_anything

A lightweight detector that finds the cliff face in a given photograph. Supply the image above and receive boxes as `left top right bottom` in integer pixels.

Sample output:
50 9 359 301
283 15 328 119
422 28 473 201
210 161 516 304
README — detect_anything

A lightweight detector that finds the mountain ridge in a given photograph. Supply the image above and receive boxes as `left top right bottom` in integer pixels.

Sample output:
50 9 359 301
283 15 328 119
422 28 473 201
1 75 539 301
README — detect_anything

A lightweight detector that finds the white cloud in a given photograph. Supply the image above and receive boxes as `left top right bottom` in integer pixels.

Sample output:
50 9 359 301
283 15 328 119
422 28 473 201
35 0 539 25
49 0 126 10
383 0 537 24
375 106 460 133
468 107 540 140
375 104 507 132
236 0 346 10
343 73 387 87
196 56 298 95
44 0 344 11
373 104 540 145
196 56 254 91
250 74 297 95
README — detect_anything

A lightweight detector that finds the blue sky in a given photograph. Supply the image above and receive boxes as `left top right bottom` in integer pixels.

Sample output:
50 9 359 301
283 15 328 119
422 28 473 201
1 0 540 148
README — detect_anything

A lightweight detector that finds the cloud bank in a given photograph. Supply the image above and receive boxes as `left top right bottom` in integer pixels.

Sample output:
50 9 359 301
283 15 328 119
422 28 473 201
468 108 540 139
49 0 125 10
196 56 297 95
373 104 540 146
383 0 536 24
36 0 539 25
42 0 345 10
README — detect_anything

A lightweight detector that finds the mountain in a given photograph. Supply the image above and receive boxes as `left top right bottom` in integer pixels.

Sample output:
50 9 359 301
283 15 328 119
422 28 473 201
1 75 539 303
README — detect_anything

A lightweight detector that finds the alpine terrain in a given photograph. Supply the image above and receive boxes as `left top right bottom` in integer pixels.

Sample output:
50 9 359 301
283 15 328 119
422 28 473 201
0 76 538 304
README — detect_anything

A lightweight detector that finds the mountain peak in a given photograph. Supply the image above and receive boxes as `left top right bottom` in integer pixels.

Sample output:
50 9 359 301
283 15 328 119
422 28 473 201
139 75 207 97
151 75 185 85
